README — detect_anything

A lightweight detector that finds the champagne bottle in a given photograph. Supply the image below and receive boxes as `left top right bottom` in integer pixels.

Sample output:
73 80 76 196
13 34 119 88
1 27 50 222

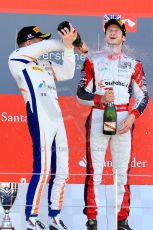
57 21 83 48
103 102 117 135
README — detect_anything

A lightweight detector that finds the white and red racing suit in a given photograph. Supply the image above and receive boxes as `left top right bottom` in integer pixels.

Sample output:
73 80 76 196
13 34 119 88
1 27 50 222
77 52 149 221
8 39 75 220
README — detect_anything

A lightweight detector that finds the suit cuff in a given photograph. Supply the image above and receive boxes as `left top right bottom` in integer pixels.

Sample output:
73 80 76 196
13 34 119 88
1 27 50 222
94 94 102 106
130 109 140 119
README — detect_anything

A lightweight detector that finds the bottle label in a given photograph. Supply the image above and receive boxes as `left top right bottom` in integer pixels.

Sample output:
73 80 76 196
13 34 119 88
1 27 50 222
104 122 116 131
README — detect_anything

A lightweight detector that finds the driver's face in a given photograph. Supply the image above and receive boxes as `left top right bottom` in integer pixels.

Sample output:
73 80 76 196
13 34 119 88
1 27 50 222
105 24 125 45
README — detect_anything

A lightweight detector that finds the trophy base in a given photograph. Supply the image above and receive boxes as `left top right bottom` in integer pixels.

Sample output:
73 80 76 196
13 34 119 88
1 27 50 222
0 228 15 230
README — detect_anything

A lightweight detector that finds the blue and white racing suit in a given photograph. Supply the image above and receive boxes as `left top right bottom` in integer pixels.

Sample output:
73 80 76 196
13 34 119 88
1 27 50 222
8 39 75 220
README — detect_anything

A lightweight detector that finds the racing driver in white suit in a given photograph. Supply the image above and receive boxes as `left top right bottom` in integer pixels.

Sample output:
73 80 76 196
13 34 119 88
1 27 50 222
9 24 77 230
77 19 149 230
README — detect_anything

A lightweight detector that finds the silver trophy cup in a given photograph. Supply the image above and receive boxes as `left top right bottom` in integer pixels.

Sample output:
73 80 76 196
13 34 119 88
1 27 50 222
0 183 18 230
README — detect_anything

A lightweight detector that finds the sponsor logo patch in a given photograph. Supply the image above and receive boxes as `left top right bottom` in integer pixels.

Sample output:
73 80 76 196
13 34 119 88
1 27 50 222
32 66 43 72
33 26 40 33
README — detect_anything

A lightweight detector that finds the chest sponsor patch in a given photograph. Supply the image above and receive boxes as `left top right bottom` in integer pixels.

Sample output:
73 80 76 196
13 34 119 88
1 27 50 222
98 79 128 88
118 61 132 72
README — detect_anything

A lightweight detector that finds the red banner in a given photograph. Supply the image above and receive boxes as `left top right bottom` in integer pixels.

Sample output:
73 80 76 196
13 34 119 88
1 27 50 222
0 95 153 184
0 0 153 16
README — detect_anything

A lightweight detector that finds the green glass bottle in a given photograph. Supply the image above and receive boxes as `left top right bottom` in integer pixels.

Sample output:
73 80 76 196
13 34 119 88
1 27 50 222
103 102 117 135
57 21 83 48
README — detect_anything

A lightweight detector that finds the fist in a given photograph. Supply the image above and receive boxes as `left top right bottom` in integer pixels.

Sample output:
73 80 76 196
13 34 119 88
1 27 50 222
101 88 115 104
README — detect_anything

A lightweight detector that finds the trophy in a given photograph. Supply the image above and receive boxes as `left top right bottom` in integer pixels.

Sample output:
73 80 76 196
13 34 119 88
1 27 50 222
0 183 18 230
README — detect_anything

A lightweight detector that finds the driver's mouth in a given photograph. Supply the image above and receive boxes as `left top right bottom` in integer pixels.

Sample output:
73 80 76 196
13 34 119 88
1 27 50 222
110 37 117 39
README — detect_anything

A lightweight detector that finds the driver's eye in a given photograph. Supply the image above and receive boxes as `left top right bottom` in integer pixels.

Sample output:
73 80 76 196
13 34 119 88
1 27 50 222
109 30 118 33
